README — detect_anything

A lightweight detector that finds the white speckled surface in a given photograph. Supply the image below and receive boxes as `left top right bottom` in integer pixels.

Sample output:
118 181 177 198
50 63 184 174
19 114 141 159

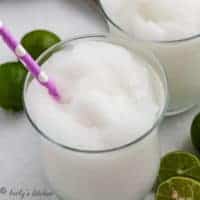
0 0 199 199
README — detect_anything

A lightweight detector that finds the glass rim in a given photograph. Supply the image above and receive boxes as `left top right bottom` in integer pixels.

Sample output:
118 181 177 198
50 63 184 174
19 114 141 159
98 0 200 44
23 34 169 154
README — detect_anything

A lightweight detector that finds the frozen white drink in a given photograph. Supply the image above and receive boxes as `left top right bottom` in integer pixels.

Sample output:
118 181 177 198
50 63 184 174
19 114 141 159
100 0 200 114
24 36 167 200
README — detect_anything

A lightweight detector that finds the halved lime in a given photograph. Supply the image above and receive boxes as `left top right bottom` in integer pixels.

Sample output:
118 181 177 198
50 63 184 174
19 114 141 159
21 29 61 59
191 113 200 153
156 177 200 200
0 62 27 111
158 151 200 184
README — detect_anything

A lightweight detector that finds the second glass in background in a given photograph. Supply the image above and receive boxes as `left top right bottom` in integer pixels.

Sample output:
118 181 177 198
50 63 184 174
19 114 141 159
99 0 200 115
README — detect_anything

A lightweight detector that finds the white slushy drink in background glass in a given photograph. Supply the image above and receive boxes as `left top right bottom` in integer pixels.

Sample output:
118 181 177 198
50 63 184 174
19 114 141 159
99 0 200 115
24 35 168 200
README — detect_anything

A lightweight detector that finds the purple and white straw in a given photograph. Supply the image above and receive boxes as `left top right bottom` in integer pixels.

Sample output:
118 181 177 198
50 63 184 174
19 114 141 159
0 21 61 101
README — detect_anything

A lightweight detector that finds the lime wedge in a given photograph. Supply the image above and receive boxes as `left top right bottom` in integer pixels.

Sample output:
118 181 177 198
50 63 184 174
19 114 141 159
191 113 200 153
0 62 27 111
156 177 200 200
21 29 61 59
158 151 200 184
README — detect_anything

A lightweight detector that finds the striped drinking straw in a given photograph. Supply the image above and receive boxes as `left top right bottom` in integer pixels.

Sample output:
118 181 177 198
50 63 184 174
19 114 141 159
0 21 61 101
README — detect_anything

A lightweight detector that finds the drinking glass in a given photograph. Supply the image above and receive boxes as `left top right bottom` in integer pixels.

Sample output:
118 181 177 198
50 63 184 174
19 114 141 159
98 0 200 115
23 35 168 200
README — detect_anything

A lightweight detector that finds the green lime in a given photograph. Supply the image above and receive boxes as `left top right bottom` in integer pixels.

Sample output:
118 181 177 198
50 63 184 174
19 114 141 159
158 151 200 185
0 62 27 111
156 177 200 200
21 30 61 59
191 113 200 153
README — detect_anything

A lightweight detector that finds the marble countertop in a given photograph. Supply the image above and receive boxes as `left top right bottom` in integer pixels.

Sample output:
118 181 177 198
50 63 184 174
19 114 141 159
0 0 198 199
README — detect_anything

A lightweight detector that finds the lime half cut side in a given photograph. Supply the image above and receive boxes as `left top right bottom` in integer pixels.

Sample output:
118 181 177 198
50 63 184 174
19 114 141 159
156 177 200 200
158 151 200 184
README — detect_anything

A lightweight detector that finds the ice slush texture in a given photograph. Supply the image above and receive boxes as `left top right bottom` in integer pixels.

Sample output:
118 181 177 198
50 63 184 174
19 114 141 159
101 0 200 40
25 41 164 150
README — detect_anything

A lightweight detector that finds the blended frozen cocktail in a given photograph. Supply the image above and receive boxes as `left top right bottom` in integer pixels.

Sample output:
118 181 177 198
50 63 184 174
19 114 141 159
24 35 168 200
99 0 200 114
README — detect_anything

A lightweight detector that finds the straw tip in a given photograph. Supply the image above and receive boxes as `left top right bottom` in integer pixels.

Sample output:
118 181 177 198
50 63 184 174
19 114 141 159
54 94 62 101
51 92 61 102
48 87 61 102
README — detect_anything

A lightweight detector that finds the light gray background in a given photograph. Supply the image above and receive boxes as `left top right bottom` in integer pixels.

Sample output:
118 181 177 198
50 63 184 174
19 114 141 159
0 0 198 199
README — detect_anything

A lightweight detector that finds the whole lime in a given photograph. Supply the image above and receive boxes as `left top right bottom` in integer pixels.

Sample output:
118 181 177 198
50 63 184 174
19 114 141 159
0 62 27 111
21 30 61 59
191 113 200 153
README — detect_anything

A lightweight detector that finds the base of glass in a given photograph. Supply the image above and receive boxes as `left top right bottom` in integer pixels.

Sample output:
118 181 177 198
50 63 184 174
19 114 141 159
165 104 196 117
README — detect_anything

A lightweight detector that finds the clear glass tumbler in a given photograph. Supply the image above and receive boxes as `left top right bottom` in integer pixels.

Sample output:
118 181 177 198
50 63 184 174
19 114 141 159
23 35 168 200
98 0 200 115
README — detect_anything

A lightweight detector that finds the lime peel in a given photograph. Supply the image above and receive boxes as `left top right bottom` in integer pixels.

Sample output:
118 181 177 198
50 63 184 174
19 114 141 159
21 29 61 59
